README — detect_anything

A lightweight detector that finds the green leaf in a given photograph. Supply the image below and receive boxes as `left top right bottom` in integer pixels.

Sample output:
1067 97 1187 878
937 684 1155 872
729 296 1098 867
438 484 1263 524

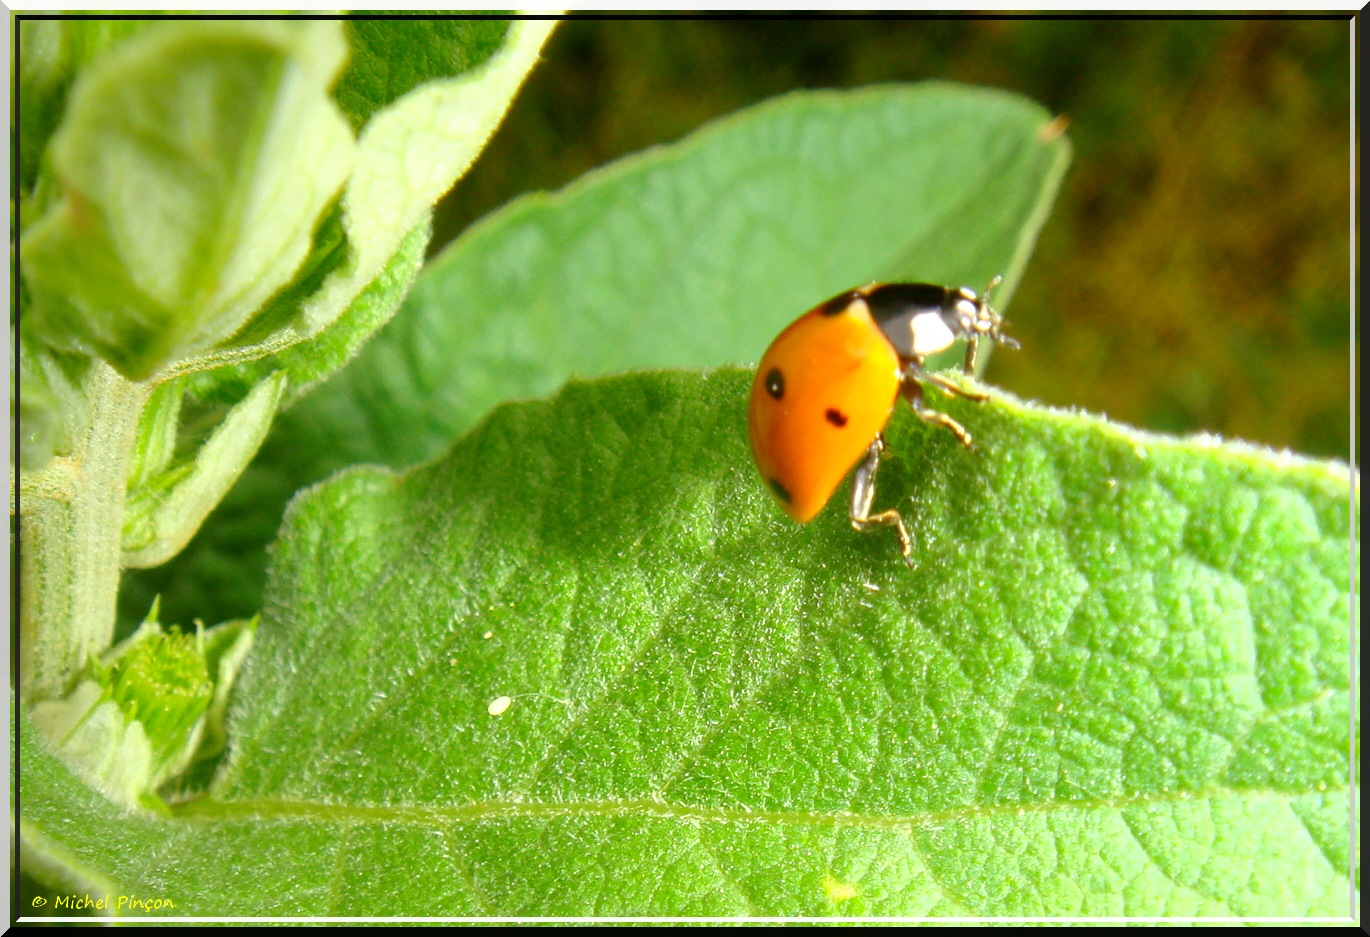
30 683 158 813
333 18 511 129
183 218 430 410
21 21 355 381
214 18 557 371
287 82 1071 474
125 378 184 489
116 223 430 628
24 370 1354 918
188 616 259 772
16 18 157 199
16 361 62 472
116 17 557 625
122 371 287 569
161 17 553 413
17 333 82 472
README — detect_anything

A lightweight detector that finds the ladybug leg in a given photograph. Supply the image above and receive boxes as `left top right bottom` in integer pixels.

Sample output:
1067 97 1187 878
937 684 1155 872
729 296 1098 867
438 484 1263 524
849 437 915 568
902 376 976 450
908 360 989 402
963 336 981 376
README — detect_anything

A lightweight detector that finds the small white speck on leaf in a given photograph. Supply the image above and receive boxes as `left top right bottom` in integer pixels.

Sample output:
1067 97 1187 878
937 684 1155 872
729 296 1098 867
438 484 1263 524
488 695 513 716
483 631 494 640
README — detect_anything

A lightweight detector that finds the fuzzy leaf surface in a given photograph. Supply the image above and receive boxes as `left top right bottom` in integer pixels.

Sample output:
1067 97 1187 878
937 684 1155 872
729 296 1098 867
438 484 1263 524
24 369 1355 919
333 18 511 128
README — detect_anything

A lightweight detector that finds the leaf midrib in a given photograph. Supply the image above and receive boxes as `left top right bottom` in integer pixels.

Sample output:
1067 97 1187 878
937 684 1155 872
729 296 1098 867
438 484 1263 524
170 783 1344 830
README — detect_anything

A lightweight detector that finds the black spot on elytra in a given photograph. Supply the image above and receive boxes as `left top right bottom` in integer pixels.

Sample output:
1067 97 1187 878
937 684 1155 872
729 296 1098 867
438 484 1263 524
765 368 784 399
769 478 792 503
825 408 848 427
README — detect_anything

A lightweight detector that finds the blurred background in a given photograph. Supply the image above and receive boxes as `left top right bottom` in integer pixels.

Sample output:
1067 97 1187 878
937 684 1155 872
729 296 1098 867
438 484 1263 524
433 16 1354 462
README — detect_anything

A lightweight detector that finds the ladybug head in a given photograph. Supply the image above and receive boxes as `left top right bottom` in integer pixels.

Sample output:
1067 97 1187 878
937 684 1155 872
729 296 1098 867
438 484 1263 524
952 276 1018 351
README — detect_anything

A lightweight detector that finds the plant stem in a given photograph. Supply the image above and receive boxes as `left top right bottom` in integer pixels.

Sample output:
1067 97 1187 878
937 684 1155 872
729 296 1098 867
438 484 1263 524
20 360 152 701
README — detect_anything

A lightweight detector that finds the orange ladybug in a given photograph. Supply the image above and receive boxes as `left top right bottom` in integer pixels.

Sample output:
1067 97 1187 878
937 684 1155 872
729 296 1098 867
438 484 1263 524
747 277 1016 567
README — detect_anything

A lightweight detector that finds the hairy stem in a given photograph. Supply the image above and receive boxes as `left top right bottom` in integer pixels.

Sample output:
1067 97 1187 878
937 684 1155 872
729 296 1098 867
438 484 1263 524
20 360 152 701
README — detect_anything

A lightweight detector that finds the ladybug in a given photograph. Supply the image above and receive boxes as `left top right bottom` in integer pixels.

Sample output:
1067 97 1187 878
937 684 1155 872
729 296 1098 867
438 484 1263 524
747 277 1016 567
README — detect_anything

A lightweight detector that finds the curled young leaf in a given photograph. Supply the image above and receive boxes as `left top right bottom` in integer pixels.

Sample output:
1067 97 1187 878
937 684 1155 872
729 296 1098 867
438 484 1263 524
20 21 356 382
123 372 288 569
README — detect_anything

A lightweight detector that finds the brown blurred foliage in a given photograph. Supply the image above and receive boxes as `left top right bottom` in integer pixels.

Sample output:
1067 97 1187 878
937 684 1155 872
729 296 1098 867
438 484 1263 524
434 17 1354 462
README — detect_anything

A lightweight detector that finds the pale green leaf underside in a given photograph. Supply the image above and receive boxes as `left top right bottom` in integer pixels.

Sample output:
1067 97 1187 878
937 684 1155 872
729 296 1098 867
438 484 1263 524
17 19 159 199
24 370 1354 918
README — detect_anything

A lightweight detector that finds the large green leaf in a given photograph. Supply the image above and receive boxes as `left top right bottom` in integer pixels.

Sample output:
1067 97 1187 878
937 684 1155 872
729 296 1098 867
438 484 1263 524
24 369 1354 919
